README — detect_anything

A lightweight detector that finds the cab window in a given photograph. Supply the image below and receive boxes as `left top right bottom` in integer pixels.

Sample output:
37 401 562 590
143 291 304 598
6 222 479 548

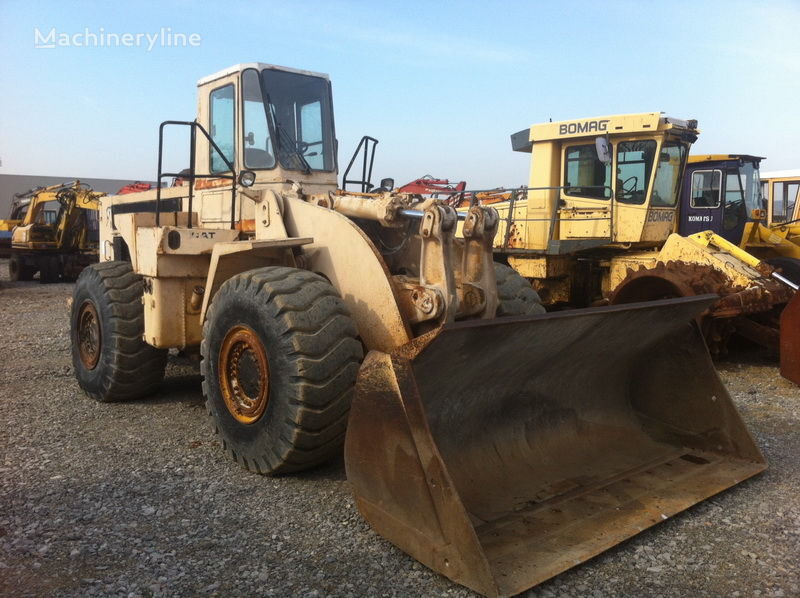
772 181 800 223
723 170 747 232
563 144 611 199
651 143 686 207
209 84 235 173
616 140 656 204
690 170 722 208
242 69 275 169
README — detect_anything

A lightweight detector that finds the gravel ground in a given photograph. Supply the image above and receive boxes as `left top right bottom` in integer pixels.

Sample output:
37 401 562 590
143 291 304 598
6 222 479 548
1 258 798 598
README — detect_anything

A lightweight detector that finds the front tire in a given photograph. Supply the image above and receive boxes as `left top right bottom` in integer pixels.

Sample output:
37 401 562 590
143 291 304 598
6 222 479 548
494 262 546 316
70 261 168 402
201 266 363 475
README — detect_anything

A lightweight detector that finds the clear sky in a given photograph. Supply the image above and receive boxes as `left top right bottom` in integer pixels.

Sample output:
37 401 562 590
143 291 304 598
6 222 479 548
0 0 798 188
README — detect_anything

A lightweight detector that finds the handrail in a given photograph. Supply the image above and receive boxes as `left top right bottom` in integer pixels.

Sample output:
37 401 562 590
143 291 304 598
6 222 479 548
457 184 613 249
342 136 378 192
156 120 238 229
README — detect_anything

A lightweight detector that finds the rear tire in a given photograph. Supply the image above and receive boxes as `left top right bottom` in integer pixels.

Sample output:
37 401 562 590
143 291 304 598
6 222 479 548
8 254 35 282
494 262 546 316
201 266 364 475
70 261 167 402
39 255 60 284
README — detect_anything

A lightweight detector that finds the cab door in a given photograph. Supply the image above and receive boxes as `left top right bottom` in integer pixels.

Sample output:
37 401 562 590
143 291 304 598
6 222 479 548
720 167 748 244
680 168 722 235
559 143 612 241
199 79 243 228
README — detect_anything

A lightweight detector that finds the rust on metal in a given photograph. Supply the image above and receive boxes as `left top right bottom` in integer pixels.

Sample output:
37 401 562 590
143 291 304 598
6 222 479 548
780 291 800 385
345 296 766 598
610 261 794 355
77 300 101 370
218 325 270 424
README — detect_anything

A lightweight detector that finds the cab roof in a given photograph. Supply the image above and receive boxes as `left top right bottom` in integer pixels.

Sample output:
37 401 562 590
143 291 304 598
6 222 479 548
688 154 765 164
759 169 800 180
197 63 330 87
512 112 699 152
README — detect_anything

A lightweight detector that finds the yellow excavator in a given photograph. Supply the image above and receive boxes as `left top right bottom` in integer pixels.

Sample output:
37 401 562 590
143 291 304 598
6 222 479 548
0 186 47 257
10 181 103 282
69 67 764 597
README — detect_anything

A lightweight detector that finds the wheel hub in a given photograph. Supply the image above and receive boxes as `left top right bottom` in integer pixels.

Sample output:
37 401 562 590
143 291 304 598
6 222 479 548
77 300 101 369
218 325 270 424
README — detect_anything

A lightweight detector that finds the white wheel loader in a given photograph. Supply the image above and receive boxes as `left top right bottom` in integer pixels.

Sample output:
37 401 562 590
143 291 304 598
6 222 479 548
70 63 766 597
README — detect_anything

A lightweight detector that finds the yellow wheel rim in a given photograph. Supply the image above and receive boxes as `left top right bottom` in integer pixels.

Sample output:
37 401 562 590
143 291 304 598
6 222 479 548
218 325 270 424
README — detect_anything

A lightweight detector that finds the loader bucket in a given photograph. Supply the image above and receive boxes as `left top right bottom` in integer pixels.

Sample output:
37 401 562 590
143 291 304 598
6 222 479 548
780 291 800 385
345 295 766 598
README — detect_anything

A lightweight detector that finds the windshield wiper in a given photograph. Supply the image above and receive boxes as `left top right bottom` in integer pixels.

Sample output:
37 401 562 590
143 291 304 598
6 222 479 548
265 95 311 175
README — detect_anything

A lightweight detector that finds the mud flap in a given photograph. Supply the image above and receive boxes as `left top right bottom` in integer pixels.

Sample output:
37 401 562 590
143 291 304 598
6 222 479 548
780 291 800 385
345 295 766 598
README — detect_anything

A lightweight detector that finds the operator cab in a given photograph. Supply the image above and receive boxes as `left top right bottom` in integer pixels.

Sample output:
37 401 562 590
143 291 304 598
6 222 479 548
679 155 765 244
508 113 698 253
145 64 341 232
761 170 800 226
194 63 338 189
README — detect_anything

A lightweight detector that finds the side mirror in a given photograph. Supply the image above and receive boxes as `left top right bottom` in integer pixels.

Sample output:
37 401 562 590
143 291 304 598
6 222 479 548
380 177 395 191
595 136 612 165
238 170 256 187
245 132 255 146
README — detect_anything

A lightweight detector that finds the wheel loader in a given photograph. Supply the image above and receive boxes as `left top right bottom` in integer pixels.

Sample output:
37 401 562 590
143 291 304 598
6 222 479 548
9 181 102 282
69 66 765 597
478 113 799 385
681 155 800 276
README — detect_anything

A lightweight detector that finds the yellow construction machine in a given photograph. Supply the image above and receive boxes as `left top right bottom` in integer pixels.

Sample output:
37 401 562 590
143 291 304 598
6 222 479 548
69 67 765 597
0 186 47 257
480 114 798 381
758 169 800 267
10 181 102 282
682 155 800 272
762 170 800 226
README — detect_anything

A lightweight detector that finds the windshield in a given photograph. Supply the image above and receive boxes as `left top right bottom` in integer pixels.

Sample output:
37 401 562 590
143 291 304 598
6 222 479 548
651 142 687 207
260 69 336 173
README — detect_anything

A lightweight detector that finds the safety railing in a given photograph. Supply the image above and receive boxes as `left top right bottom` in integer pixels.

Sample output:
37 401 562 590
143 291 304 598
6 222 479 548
156 120 239 230
455 184 614 249
342 136 378 192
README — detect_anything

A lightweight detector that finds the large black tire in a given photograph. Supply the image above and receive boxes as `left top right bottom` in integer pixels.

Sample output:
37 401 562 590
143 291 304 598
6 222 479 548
494 262 546 316
70 261 168 402
39 255 60 284
8 254 35 282
201 266 364 475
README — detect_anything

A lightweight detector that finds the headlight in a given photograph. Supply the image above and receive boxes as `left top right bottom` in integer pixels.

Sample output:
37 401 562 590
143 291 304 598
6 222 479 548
238 170 256 187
